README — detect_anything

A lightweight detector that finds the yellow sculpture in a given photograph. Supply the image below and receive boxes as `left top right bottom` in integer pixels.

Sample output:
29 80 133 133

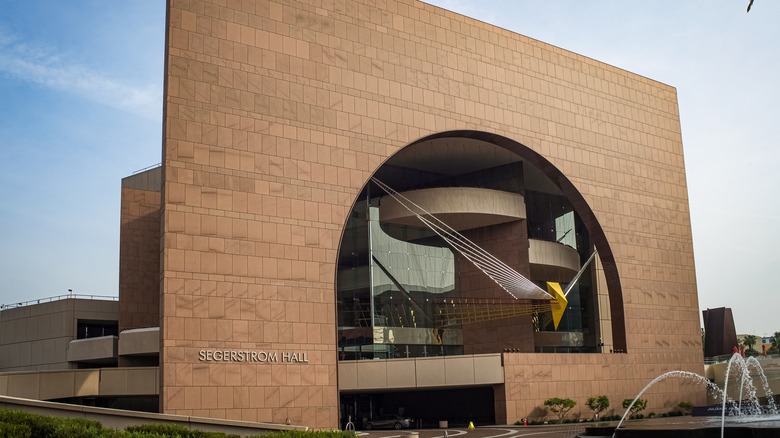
547 282 568 330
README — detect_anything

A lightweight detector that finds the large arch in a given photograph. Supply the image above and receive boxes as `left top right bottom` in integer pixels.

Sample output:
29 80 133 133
336 129 627 355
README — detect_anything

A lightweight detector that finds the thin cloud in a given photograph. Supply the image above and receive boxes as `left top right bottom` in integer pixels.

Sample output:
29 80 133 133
0 31 160 119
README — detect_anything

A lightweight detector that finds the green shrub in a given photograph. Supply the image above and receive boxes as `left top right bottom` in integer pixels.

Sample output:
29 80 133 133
0 410 59 438
0 410 353 438
125 423 240 438
0 411 107 438
0 421 31 438
543 397 576 422
585 395 610 419
678 401 694 415
53 417 108 438
125 424 190 437
621 398 647 419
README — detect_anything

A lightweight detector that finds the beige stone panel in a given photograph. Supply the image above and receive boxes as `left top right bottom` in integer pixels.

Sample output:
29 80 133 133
29 340 45 365
129 367 160 395
385 359 416 388
474 354 504 384
165 386 185 410
356 360 387 389
415 358 446 388
39 372 78 400
6 373 39 399
99 369 129 395
74 369 100 397
443 356 476 386
184 386 201 410
314 361 337 386
202 386 219 409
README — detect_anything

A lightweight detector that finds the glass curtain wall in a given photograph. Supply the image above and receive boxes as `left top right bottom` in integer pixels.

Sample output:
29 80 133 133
337 197 461 360
336 145 603 358
525 190 597 350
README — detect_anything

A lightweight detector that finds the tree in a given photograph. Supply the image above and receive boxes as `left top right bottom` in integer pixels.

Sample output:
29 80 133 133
544 397 576 422
622 398 647 419
772 332 780 353
678 401 694 415
741 334 759 352
586 395 610 419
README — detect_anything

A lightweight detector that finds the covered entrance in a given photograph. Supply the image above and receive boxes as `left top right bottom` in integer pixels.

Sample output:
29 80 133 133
340 386 496 429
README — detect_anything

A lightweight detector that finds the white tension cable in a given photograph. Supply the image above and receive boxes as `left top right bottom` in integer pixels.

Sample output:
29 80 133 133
371 178 552 301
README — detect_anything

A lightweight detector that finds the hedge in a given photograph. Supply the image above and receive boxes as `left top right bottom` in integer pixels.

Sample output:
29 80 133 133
0 410 357 438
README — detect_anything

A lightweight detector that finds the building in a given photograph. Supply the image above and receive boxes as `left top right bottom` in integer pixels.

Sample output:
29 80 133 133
1 0 705 429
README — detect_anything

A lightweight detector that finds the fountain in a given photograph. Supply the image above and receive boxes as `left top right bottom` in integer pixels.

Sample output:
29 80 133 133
610 354 780 438
727 355 776 415
612 370 723 436
717 353 778 437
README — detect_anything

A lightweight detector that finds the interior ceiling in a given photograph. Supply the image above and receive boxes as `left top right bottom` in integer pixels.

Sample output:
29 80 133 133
385 136 562 195
389 137 522 175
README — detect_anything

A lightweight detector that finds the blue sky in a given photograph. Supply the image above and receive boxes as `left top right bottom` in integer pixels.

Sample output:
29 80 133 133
1 1 778 337
0 1 165 303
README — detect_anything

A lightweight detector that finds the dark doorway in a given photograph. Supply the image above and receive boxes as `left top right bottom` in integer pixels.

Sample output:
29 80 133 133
341 386 495 429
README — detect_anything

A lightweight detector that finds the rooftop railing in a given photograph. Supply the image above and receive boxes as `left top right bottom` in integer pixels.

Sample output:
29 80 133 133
132 163 161 174
0 293 118 311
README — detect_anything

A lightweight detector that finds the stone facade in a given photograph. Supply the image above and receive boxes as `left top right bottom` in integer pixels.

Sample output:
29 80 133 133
161 0 703 428
119 168 162 333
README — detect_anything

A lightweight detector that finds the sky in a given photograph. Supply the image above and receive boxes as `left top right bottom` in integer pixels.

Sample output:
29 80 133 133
0 1 777 337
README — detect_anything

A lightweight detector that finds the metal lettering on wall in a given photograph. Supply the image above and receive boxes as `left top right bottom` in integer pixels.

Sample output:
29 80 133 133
198 350 309 363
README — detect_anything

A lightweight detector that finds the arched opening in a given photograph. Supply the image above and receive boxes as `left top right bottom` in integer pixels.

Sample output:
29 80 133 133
335 130 626 362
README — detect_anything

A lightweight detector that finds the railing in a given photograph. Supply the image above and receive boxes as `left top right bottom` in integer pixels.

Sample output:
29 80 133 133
705 353 780 364
0 293 118 311
132 163 161 174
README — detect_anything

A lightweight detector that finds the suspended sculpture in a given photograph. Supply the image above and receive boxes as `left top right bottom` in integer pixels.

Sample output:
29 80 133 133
371 177 596 330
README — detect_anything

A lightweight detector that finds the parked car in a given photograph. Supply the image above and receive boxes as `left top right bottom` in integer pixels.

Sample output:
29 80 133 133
363 414 414 430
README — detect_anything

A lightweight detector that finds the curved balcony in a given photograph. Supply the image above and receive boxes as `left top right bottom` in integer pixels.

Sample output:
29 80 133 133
528 239 580 282
67 336 118 366
379 187 525 231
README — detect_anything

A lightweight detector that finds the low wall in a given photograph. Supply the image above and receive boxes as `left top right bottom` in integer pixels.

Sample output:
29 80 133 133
704 356 780 403
0 395 307 435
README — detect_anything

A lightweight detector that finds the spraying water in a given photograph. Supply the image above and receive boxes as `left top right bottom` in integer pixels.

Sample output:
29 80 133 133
745 356 776 414
720 353 778 437
613 355 779 438
613 370 722 437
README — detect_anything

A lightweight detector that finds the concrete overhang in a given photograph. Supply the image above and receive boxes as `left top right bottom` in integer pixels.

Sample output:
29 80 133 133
529 239 580 282
0 367 158 400
119 327 160 356
67 336 118 364
338 353 503 392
